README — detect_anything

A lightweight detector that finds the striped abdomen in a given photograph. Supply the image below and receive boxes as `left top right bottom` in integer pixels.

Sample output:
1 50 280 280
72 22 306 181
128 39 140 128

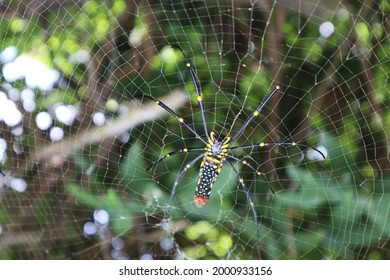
194 157 222 207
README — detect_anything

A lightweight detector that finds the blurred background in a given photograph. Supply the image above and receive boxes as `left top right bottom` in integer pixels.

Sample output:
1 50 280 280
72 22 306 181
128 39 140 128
0 0 389 260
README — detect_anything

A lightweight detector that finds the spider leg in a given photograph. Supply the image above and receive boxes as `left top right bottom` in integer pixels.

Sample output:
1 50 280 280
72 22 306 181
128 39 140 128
231 76 289 142
173 45 210 139
146 147 205 171
226 161 260 242
227 154 275 195
230 141 326 160
227 154 261 176
168 154 204 213
135 94 207 144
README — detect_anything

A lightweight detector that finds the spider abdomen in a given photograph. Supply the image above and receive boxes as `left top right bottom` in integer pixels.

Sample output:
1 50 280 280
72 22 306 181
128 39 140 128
194 131 231 208
194 157 223 208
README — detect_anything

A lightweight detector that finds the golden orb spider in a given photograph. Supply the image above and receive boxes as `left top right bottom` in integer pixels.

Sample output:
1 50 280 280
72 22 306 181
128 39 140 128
138 46 325 236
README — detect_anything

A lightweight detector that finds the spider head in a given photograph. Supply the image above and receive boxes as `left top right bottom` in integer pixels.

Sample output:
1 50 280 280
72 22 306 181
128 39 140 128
209 131 231 157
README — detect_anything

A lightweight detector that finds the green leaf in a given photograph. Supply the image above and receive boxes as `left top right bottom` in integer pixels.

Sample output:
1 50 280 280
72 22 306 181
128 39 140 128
274 165 344 210
66 184 136 235
320 131 358 176
120 143 151 190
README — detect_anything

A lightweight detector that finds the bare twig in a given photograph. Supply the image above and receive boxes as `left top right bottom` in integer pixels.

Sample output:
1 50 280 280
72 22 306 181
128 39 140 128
13 91 188 177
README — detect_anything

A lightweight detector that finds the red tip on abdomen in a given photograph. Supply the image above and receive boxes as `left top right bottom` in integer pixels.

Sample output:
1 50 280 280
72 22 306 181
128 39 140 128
194 195 208 208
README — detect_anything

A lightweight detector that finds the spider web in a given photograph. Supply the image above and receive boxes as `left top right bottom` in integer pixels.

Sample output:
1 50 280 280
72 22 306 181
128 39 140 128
0 0 389 260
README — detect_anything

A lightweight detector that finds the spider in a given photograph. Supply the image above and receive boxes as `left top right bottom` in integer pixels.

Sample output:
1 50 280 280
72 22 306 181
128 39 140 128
138 46 325 236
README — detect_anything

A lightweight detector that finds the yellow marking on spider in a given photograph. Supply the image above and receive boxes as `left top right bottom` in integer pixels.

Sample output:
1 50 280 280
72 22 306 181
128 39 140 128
253 111 259 117
197 96 203 102
243 160 247 164
206 156 221 164
183 148 188 152
186 62 191 68
239 178 244 183
179 117 184 123
276 85 281 90
155 100 160 104
292 142 297 146
186 164 191 168
259 142 265 147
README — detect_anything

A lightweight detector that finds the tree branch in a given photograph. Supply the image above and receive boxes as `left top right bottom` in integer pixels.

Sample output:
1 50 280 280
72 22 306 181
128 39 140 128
13 91 188 177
